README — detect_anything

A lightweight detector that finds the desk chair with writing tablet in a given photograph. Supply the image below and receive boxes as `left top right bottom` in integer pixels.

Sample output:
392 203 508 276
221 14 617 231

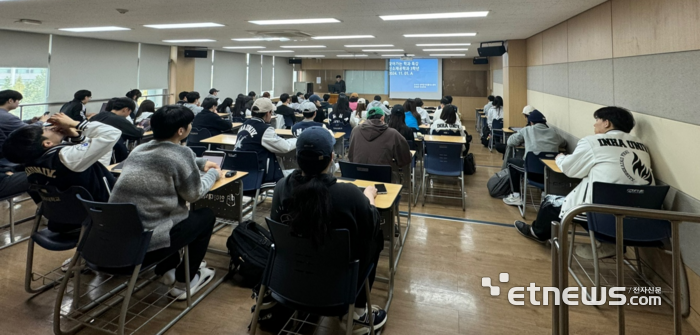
517 152 556 218
222 150 268 218
422 142 465 211
186 127 212 148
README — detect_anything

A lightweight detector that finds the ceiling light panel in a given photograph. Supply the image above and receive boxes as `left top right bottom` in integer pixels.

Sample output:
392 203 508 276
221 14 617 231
279 45 326 48
345 44 394 47
337 54 369 57
382 54 415 57
295 55 325 57
422 48 469 51
362 49 403 52
144 22 224 29
59 26 130 32
232 37 290 41
312 35 374 40
223 46 265 49
163 39 216 43
249 18 340 25
404 33 476 38
258 50 294 53
380 11 488 21
416 43 471 46
429 54 466 56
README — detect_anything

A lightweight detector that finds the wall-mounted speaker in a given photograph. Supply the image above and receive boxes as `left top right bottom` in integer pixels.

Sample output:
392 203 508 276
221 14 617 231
288 58 302 64
184 50 208 58
473 57 489 65
477 41 506 57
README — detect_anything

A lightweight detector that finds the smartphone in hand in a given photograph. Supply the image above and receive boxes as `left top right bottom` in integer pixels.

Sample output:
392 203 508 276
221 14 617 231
375 184 388 195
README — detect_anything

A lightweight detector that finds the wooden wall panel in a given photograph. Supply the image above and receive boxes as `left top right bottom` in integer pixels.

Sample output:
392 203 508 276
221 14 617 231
542 22 569 65
526 33 543 66
612 0 700 58
342 59 365 70
568 1 613 62
502 66 527 128
489 56 503 70
504 40 527 67
174 47 195 98
364 59 387 70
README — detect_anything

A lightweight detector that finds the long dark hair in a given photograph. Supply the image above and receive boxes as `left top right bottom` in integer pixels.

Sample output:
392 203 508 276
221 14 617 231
332 95 353 119
134 99 155 122
440 104 458 124
287 162 335 246
388 105 407 130
217 97 233 113
403 99 421 126
233 94 246 116
126 89 142 100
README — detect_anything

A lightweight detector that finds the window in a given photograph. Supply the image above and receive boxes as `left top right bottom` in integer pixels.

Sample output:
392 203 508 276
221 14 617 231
139 89 166 107
0 67 48 120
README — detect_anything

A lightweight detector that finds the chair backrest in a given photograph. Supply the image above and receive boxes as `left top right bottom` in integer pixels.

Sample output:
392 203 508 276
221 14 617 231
30 185 92 226
264 218 358 311
77 196 153 273
222 150 264 191
424 142 463 177
434 129 461 136
587 182 671 243
112 138 129 163
189 146 207 157
492 119 504 133
339 161 392 183
186 127 212 146
329 116 353 139
283 114 295 128
524 151 557 176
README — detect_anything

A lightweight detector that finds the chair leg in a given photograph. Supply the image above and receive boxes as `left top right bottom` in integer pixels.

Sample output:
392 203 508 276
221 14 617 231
249 284 267 335
461 172 465 211
589 231 601 289
184 246 192 306
53 253 84 335
9 198 15 243
345 304 354 335
118 265 142 335
518 174 526 219
365 278 376 335
251 188 261 219
421 169 427 207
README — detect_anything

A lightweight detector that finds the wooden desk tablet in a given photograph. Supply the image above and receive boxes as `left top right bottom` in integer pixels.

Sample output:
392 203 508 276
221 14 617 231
334 132 345 140
143 131 153 136
200 134 238 146
231 122 243 129
541 159 562 173
275 129 293 137
481 115 487 118
503 128 515 134
423 135 467 144
210 170 248 191
336 179 402 210
217 113 229 118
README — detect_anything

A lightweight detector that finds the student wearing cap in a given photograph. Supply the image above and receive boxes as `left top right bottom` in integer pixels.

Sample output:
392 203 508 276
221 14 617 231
307 94 327 123
522 105 536 125
348 107 411 170
502 110 566 206
292 102 332 138
206 88 219 100
270 127 387 333
367 95 390 115
356 98 368 119
234 98 296 188
275 93 297 129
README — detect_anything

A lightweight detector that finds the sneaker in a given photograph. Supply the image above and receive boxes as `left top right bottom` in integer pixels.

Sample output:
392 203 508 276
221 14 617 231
502 193 522 206
170 267 216 301
575 243 617 260
161 261 207 286
514 221 547 244
61 257 73 272
340 305 388 334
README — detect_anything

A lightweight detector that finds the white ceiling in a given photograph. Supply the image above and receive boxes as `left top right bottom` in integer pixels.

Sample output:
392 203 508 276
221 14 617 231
0 0 606 59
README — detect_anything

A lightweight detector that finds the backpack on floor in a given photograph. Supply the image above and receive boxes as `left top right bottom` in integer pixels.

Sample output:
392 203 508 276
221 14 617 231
487 169 511 198
226 220 272 288
463 153 476 175
248 284 295 333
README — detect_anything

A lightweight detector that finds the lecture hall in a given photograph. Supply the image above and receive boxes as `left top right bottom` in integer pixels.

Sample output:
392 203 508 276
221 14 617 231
0 0 699 334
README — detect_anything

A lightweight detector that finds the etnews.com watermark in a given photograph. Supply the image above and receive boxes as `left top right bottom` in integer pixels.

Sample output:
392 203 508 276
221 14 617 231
482 273 662 306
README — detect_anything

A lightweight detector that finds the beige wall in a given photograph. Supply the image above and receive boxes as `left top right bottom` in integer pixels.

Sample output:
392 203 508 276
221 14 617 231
526 1 700 330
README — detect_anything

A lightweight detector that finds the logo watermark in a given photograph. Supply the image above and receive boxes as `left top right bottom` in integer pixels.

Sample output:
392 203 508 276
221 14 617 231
482 273 662 306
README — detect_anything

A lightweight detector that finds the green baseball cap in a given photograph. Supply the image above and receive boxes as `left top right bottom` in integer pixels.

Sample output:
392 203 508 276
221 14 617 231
366 106 385 118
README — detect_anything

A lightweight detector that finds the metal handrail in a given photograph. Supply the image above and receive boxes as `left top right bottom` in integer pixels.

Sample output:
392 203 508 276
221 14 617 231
551 204 700 335
16 92 172 119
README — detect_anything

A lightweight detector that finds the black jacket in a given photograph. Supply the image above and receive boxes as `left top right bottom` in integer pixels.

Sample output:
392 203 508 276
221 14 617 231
244 97 255 112
90 111 144 141
275 105 297 129
337 80 346 94
192 110 233 136
317 102 332 123
60 100 85 122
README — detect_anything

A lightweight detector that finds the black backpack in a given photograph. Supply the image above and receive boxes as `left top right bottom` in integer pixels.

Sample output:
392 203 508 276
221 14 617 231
464 153 476 175
226 220 272 288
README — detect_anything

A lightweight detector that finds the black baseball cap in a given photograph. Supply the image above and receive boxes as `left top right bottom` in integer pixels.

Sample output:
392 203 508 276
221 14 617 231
296 127 336 175
209 88 219 94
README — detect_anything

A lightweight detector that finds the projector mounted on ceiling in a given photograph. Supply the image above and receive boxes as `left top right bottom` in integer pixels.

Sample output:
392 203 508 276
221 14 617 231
400 53 413 61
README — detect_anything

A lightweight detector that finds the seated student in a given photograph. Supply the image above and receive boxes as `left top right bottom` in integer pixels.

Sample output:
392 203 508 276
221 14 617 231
109 105 221 299
487 96 504 131
275 93 297 129
90 97 145 141
1 90 49 161
403 99 421 130
271 127 388 333
125 89 142 120
244 91 257 112
367 95 391 115
308 94 327 123
502 110 566 206
60 89 92 122
484 95 495 114
234 99 296 188
514 107 654 256
296 92 305 104
430 104 465 137
348 107 411 169
291 101 334 137
232 94 247 121
176 91 189 105
183 92 203 115
522 105 535 123
320 93 333 112
348 93 359 111
192 97 233 136
356 98 368 119
387 105 414 145
217 97 234 118
329 95 360 131
289 95 301 111
432 97 449 123
135 99 156 125
2 112 120 204
415 98 431 124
